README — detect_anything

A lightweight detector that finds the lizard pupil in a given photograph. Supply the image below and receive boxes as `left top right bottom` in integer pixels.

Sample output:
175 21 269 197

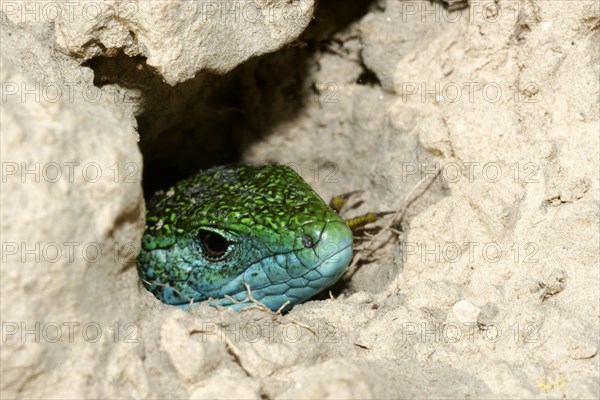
198 231 229 259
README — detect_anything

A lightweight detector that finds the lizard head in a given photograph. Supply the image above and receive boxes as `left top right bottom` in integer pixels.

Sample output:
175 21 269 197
137 164 353 311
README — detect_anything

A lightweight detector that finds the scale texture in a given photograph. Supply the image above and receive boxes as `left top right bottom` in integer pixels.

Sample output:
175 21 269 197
137 164 353 310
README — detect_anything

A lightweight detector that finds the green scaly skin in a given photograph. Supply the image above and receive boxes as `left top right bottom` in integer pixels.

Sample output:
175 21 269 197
137 164 353 311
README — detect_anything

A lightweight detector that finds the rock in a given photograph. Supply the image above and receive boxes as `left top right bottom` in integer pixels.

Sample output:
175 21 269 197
159 314 226 384
448 300 481 325
54 0 315 85
1 14 144 398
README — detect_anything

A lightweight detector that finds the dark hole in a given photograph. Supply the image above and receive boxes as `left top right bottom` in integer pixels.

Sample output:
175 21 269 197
83 1 377 200
356 68 380 86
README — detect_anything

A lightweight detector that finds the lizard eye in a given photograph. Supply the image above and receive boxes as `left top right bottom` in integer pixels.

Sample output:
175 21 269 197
197 230 230 260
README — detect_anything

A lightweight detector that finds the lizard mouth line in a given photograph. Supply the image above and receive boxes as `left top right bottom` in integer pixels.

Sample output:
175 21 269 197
166 242 354 307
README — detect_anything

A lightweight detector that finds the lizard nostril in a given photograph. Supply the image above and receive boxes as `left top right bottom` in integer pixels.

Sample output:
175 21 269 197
302 233 315 248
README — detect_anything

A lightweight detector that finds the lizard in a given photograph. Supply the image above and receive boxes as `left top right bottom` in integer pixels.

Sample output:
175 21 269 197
137 164 384 311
